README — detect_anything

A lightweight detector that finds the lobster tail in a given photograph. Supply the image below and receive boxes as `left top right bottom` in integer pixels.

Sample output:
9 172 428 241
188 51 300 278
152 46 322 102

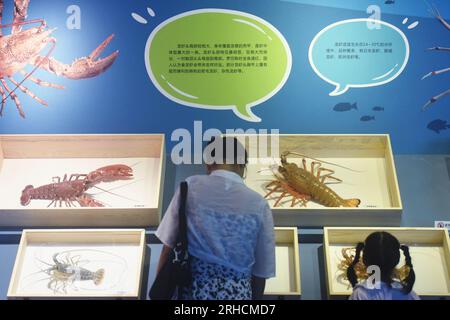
344 198 361 207
93 268 105 285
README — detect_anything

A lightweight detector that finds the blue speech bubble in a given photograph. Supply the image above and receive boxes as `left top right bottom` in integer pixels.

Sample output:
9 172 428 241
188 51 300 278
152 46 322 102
309 18 409 96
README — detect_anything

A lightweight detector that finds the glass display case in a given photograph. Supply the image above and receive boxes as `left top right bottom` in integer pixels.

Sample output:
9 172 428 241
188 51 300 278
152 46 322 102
265 227 301 297
324 227 450 299
0 135 165 227
228 134 402 227
7 229 146 299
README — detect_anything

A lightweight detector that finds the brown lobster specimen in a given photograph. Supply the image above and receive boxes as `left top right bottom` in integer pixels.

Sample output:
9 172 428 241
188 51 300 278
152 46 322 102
20 164 133 207
422 3 450 110
265 151 360 208
0 0 118 118
337 247 410 286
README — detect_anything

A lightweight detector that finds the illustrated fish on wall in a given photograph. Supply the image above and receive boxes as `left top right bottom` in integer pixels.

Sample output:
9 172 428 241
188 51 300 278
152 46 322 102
333 102 357 112
427 119 450 134
360 115 375 122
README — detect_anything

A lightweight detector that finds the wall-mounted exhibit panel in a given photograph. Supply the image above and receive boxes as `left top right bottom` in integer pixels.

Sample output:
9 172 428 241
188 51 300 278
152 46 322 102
265 227 301 297
227 134 402 227
0 135 165 227
324 227 450 299
7 229 146 299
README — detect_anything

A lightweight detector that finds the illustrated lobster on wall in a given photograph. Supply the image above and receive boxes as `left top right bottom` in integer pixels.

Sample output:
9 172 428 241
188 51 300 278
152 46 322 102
422 4 450 110
0 0 118 118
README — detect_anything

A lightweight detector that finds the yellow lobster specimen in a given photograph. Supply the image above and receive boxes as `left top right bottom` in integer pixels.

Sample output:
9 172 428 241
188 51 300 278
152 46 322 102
265 151 361 208
337 247 410 285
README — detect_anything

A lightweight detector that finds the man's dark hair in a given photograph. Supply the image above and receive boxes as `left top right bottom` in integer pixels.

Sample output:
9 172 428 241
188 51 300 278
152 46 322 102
205 136 248 165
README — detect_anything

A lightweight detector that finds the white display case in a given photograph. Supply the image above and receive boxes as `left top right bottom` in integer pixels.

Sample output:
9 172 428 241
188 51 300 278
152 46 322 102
0 134 165 227
226 134 402 227
324 227 450 298
7 229 146 299
265 227 301 297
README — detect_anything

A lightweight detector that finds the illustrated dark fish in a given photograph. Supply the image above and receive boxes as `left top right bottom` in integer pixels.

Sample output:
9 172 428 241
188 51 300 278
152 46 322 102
427 119 450 134
373 106 384 112
333 102 357 112
360 116 375 122
385 0 395 4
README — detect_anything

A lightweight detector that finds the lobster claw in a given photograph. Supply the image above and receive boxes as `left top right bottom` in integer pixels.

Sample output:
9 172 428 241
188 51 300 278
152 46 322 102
60 34 119 80
86 164 133 186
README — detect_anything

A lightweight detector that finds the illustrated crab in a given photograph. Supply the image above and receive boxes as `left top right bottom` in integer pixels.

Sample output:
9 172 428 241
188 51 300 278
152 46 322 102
422 3 450 110
0 0 118 118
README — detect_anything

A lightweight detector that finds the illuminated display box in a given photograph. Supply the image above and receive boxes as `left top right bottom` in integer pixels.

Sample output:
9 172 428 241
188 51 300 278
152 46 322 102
227 134 402 227
7 229 146 299
324 227 450 299
0 134 165 227
265 227 301 297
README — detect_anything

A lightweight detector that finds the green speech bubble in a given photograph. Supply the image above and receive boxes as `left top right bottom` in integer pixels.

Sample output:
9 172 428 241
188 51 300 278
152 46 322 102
145 9 292 122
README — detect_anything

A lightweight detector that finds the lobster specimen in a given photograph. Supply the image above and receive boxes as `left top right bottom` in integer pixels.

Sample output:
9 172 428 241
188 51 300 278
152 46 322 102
264 151 360 208
422 3 450 110
38 252 105 294
0 0 118 118
337 247 410 286
20 164 133 207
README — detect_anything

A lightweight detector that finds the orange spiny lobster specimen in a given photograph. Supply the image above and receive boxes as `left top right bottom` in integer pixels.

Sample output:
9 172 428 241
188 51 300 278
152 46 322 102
0 0 118 118
265 151 361 208
20 164 133 207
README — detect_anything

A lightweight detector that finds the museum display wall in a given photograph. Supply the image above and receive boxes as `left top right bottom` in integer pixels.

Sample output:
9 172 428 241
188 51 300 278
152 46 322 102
0 0 449 300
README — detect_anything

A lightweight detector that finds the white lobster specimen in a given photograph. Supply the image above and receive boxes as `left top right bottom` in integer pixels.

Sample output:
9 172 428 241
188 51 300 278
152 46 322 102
0 0 118 118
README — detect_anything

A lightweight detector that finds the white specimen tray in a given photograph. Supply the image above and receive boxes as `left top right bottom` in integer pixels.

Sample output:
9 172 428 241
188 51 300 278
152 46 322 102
228 134 403 227
8 229 146 299
0 135 165 227
324 227 450 298
265 227 301 296
0 158 159 209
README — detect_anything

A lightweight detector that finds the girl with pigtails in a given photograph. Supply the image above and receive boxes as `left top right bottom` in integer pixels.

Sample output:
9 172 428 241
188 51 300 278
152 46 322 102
347 232 420 300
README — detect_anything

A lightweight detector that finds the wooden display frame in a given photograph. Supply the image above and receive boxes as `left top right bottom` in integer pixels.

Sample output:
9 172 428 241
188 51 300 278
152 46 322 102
324 227 450 298
0 134 165 227
7 229 146 299
224 134 402 227
265 227 301 296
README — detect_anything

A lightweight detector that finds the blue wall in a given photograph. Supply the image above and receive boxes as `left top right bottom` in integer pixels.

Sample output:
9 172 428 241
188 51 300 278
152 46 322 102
0 0 449 300
0 0 448 153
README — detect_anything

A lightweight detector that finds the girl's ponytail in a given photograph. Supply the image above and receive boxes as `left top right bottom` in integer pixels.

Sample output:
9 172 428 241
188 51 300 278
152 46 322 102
347 242 364 287
400 245 416 294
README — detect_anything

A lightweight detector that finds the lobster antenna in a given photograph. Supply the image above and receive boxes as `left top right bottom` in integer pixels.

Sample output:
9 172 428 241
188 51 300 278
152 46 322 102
129 161 141 168
22 276 53 291
284 151 363 173
256 156 279 173
90 179 143 196
432 2 441 17
423 0 437 17
34 255 54 268
92 185 139 203
257 164 279 174
55 248 128 269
